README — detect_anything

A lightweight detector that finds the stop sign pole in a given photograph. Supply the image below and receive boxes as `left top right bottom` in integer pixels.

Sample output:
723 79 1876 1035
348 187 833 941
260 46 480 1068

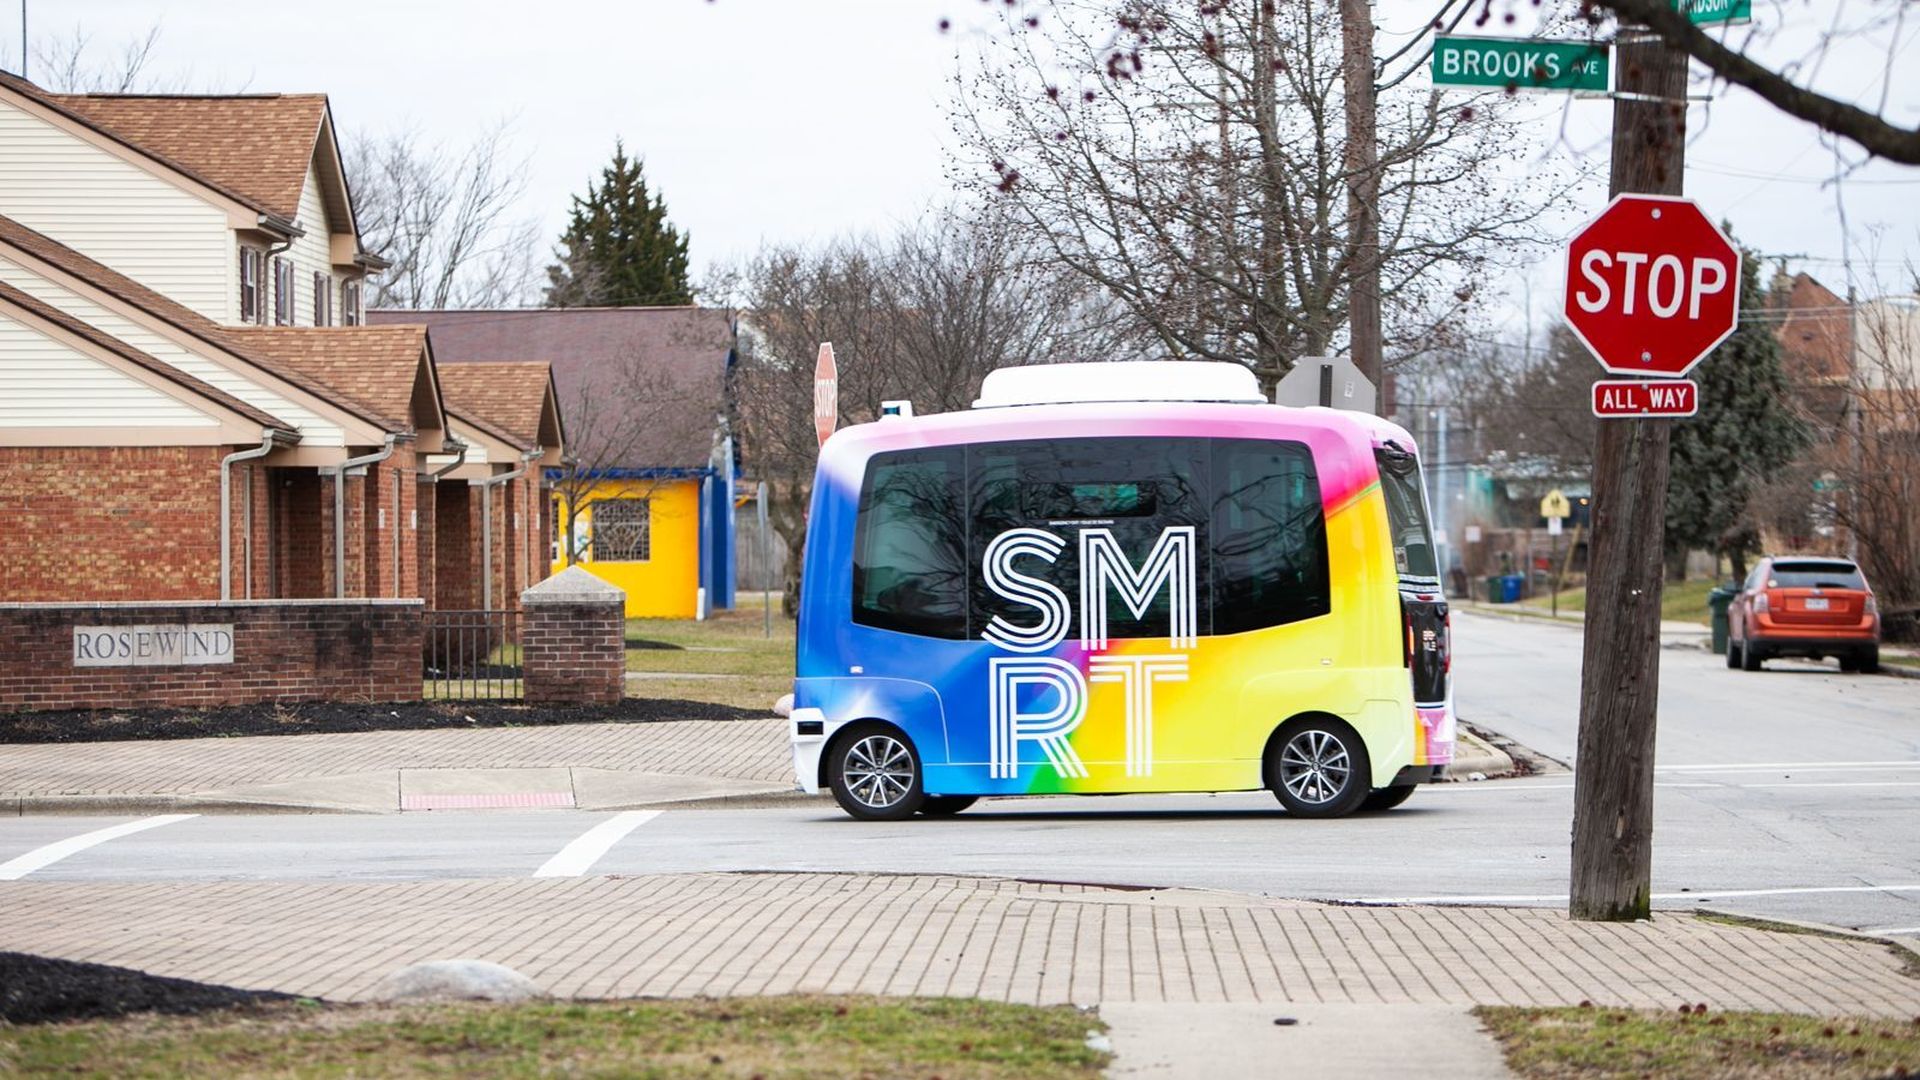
1565 31 1692 923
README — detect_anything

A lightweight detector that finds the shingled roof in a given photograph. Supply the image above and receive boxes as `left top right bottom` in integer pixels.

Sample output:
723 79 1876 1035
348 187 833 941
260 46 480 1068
0 279 288 429
0 214 396 433
368 307 733 470
437 361 562 451
50 92 329 222
224 326 444 435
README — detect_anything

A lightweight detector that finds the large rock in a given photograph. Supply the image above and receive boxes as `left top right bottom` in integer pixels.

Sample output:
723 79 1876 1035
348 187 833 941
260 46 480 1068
369 960 544 1003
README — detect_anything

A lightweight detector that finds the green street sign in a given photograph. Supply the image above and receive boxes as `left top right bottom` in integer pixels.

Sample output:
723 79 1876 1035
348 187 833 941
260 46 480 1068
1677 0 1751 25
1431 36 1610 93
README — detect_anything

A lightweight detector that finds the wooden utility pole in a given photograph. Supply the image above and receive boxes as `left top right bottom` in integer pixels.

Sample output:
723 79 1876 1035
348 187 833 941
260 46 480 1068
1339 0 1382 390
1568 30 1688 922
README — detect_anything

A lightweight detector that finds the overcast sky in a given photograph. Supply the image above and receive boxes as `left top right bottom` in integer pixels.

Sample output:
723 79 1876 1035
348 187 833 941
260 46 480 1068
6 0 1916 341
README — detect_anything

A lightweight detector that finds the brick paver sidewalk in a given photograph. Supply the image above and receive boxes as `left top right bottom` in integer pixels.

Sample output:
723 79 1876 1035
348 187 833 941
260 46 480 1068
3 872 1915 1015
0 719 792 798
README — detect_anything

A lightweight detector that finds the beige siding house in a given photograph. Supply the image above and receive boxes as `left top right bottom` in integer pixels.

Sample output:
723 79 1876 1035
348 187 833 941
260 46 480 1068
0 70 563 609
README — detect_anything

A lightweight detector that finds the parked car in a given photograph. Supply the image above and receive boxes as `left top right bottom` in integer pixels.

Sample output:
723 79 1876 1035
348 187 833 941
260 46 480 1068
1727 556 1880 673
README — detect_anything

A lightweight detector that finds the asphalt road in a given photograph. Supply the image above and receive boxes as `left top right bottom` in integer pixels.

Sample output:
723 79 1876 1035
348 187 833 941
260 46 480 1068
3 612 1916 937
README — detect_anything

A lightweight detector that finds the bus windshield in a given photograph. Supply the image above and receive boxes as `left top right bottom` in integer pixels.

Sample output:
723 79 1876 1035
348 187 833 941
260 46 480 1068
1375 447 1438 582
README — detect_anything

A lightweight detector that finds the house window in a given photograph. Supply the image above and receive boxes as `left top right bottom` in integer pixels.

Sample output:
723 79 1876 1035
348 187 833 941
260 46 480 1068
590 499 650 562
342 279 363 326
313 271 333 326
239 247 264 324
273 258 295 326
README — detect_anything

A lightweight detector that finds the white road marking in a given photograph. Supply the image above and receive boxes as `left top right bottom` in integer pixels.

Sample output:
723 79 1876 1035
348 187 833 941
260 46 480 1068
1866 926 1920 936
1657 761 1920 772
1341 883 1920 906
0 814 197 881
532 810 661 878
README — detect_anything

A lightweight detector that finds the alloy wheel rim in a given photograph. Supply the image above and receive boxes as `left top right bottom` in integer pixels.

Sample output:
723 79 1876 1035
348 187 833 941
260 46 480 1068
1279 730 1351 805
844 734 914 809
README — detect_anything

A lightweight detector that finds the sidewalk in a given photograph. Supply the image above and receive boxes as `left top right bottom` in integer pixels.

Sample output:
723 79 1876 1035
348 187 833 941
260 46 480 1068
2 872 1915 1015
1456 599 1713 642
0 718 796 814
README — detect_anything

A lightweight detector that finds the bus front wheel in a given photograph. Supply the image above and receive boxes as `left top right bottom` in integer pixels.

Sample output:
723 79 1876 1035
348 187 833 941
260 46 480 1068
1266 718 1372 818
827 722 926 821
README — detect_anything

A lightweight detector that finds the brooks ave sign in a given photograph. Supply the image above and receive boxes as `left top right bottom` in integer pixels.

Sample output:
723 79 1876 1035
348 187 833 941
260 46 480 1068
74 624 235 667
1432 36 1610 92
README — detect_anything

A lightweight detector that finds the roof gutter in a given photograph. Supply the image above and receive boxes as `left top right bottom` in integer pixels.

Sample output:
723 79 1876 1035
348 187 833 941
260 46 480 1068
328 434 408 598
476 446 543 610
221 428 298 600
257 213 304 241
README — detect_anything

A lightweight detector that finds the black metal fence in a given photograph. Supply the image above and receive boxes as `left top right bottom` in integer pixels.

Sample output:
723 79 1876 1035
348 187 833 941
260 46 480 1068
423 609 522 701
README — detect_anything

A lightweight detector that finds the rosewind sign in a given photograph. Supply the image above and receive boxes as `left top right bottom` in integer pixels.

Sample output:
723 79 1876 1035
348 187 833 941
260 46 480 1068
73 624 235 667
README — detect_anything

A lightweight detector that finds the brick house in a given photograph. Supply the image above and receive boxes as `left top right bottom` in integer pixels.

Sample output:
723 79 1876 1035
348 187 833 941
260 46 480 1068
370 307 734 618
429 362 566 612
0 72 560 607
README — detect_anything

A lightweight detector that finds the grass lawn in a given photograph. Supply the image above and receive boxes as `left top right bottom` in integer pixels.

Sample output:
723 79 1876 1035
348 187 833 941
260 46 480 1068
0 995 1107 1079
624 602 795 714
1534 578 1722 626
1477 1005 1920 1078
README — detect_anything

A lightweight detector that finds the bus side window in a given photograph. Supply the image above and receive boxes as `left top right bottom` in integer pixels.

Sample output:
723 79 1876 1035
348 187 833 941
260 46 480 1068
1210 439 1331 634
853 448 968 638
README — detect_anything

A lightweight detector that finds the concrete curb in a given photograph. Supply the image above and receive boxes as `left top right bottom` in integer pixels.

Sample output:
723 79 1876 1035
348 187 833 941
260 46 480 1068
8 793 372 817
1699 908 1920 966
4 786 814 817
1441 730 1514 781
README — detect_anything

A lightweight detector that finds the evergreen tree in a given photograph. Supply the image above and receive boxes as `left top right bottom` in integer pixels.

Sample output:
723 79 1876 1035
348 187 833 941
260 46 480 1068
1664 239 1808 581
545 142 692 307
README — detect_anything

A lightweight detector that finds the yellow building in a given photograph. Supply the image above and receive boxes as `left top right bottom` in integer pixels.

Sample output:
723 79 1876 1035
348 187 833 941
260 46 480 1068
551 475 707 619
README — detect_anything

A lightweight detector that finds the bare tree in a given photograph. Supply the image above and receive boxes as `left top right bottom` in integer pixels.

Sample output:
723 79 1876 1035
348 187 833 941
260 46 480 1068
1589 0 1920 165
3 22 243 92
729 210 1140 613
345 123 542 310
1824 278 1920 621
952 0 1578 393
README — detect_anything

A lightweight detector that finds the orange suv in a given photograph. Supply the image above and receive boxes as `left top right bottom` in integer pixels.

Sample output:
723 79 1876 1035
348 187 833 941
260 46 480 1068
1728 556 1880 673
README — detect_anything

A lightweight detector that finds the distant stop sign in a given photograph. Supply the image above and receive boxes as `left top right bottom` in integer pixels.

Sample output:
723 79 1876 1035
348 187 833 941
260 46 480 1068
1562 194 1740 378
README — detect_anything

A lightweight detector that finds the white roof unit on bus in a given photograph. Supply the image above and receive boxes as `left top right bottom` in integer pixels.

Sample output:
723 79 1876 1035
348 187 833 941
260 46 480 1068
972 361 1266 409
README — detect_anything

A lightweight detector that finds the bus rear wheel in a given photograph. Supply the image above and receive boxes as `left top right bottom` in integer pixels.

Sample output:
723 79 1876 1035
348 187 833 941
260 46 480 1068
1266 719 1371 818
827 722 925 821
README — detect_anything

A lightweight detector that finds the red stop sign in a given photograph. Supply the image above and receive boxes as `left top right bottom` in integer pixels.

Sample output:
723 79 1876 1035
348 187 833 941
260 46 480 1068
1562 194 1741 378
813 341 838 447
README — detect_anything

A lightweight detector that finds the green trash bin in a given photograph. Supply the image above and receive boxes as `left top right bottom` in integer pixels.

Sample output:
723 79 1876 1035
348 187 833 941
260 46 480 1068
1707 584 1737 654
1485 576 1503 603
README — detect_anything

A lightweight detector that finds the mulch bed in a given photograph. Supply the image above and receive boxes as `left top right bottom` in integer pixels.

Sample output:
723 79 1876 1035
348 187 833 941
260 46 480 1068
0 698 767 745
0 952 296 1025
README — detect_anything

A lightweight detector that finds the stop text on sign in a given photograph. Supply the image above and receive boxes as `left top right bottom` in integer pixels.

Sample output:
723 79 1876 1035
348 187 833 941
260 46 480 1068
1592 379 1699 418
1572 250 1728 321
1431 36 1610 92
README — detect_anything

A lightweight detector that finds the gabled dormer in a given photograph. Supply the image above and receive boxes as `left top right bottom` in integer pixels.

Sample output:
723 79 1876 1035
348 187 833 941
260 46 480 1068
0 72 380 329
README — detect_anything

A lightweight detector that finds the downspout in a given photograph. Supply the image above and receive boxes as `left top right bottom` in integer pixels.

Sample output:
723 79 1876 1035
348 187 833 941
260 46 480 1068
221 429 294 600
430 439 470 479
477 446 543 610
330 434 401 599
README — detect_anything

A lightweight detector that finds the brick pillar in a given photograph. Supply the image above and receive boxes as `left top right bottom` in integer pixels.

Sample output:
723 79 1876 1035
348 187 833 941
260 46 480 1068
520 565 626 706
